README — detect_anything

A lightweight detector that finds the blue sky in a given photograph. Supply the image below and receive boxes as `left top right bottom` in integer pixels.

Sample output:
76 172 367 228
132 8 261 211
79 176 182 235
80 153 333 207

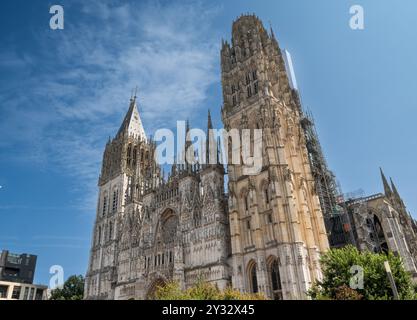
1 0 416 285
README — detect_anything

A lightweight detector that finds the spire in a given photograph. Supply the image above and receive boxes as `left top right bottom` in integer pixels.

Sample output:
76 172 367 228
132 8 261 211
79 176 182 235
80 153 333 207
207 109 213 130
380 167 392 197
117 89 147 140
390 177 401 199
206 109 216 165
390 177 405 208
268 20 275 39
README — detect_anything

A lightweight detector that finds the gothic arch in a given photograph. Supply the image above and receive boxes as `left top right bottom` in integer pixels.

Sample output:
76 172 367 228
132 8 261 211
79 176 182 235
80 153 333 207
146 277 166 300
154 208 178 245
266 255 283 300
247 260 258 294
240 188 250 212
367 208 389 254
374 213 388 254
259 180 270 207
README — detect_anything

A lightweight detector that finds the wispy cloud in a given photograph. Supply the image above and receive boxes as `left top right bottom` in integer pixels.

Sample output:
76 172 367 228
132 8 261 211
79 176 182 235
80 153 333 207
0 0 221 213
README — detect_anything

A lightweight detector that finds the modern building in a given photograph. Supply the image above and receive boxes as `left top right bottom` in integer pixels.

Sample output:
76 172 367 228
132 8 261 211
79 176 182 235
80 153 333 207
0 250 37 284
0 280 47 300
0 250 48 300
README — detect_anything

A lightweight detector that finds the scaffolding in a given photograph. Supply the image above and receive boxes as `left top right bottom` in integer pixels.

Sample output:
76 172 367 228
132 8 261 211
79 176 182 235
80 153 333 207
300 109 356 248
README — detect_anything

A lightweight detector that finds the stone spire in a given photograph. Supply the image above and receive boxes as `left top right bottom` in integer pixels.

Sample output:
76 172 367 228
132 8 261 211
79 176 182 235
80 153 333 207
390 177 405 208
117 91 147 141
206 109 216 165
390 177 401 200
380 168 392 197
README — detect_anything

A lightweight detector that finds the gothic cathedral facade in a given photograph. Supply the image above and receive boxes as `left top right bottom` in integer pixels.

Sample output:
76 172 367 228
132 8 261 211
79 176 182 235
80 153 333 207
84 15 329 300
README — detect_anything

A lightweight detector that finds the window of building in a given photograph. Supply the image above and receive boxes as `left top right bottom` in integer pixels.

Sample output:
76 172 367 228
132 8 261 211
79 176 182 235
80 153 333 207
127 144 132 166
23 287 29 300
245 70 258 98
108 222 113 241
245 73 251 85
35 289 44 300
97 226 102 245
267 213 273 224
7 253 22 264
0 285 9 298
264 188 270 205
133 146 137 166
244 195 249 212
247 85 252 98
28 287 35 300
4 267 19 277
270 260 281 291
254 81 259 94
102 196 107 216
246 220 251 230
248 262 258 293
11 286 21 299
112 190 118 213
269 259 283 300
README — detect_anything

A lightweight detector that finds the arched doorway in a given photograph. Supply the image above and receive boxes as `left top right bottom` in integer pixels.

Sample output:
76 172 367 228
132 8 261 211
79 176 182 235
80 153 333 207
267 257 283 300
247 260 258 294
146 278 166 300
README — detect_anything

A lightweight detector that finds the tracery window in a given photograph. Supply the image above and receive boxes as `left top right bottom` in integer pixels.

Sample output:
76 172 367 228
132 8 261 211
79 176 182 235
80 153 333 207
248 262 258 293
112 190 118 213
231 84 238 106
245 69 258 98
268 259 283 300
97 226 101 245
264 187 270 205
102 196 107 216
133 146 137 166
108 222 113 241
243 192 250 212
161 210 178 244
127 144 132 166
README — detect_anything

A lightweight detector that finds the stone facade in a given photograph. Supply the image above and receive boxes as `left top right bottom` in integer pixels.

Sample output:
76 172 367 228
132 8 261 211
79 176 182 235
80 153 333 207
346 169 417 278
84 14 417 300
84 14 329 301
84 97 230 299
220 15 329 300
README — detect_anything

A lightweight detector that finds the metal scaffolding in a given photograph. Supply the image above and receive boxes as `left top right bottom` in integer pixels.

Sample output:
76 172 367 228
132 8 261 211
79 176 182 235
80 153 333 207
300 109 356 248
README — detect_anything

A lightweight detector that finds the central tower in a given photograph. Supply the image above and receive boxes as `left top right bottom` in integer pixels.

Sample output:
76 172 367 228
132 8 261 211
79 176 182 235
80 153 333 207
221 15 329 299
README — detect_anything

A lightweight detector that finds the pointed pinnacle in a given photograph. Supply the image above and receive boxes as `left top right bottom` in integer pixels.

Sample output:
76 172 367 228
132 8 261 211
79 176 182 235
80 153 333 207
380 167 392 196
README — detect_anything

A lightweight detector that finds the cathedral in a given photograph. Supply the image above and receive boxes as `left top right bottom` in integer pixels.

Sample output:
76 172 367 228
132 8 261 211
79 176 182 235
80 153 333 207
84 15 417 300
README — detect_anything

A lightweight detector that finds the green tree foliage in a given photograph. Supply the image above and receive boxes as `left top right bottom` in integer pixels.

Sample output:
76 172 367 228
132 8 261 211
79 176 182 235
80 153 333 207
154 279 267 300
308 246 416 300
49 275 85 300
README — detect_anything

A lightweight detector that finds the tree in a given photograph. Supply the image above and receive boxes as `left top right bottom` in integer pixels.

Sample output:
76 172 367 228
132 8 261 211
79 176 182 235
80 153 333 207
49 275 85 300
308 245 416 300
154 279 266 300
